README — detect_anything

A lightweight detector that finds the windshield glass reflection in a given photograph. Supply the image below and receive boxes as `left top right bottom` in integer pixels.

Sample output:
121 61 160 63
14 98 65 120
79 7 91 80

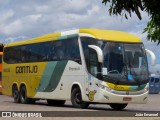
81 37 148 85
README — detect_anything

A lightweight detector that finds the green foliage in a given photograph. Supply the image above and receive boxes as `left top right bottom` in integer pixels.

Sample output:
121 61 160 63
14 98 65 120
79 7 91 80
102 0 160 44
143 20 160 44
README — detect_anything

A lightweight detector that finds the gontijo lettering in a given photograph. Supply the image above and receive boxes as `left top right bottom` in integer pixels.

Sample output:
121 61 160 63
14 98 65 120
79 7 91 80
16 65 38 74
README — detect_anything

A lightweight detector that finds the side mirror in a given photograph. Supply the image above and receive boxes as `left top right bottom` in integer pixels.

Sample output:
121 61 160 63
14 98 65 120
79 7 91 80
88 45 103 63
145 49 156 66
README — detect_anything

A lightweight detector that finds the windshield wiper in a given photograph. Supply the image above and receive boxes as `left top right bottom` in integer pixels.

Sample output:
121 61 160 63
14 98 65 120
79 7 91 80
103 74 125 84
103 75 119 84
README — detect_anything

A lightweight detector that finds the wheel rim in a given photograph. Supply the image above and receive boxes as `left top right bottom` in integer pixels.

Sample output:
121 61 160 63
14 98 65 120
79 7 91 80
13 89 19 100
75 91 82 103
21 89 26 102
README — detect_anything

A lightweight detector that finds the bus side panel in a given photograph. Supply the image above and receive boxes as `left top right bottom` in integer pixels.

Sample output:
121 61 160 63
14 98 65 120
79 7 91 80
19 62 47 98
60 61 86 100
2 63 15 96
2 76 11 96
2 62 47 98
33 61 67 99
33 61 86 100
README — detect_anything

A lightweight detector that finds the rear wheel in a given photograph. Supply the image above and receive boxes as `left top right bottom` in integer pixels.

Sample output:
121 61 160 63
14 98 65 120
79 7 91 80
47 100 65 106
71 87 89 109
12 85 21 103
20 86 35 104
109 103 128 110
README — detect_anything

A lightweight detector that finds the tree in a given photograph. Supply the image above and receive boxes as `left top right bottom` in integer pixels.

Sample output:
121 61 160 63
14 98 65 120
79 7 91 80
102 0 160 44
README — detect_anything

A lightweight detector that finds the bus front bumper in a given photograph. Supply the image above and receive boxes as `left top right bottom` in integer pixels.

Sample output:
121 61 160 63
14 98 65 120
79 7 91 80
94 89 148 104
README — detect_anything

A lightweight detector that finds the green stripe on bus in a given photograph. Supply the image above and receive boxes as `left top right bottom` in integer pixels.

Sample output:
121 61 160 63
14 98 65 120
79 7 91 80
136 84 146 91
58 34 78 40
36 62 57 92
36 61 68 92
58 36 68 40
129 84 146 91
44 61 68 92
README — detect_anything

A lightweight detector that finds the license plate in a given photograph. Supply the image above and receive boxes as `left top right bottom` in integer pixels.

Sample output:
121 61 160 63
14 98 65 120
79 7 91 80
123 97 132 101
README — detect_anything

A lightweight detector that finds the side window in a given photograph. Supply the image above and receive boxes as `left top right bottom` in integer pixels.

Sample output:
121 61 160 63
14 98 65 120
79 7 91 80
81 37 96 71
39 42 51 61
103 43 109 69
55 41 65 60
47 37 81 63
3 38 81 64
65 37 81 63
21 45 28 62
81 38 103 79
46 41 64 61
4 47 20 63
88 49 99 77
26 44 41 62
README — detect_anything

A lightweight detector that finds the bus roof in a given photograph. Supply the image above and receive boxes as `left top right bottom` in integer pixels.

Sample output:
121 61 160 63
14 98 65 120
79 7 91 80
79 29 141 42
5 28 141 47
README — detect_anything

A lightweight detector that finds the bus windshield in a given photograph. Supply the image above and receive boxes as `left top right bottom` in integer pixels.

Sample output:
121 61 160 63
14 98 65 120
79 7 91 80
81 37 148 86
124 44 148 85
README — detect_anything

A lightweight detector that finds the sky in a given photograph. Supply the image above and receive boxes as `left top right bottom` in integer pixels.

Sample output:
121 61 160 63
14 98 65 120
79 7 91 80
0 0 160 73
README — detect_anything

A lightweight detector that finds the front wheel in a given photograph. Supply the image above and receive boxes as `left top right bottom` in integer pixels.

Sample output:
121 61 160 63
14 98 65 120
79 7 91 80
109 103 128 110
71 87 89 109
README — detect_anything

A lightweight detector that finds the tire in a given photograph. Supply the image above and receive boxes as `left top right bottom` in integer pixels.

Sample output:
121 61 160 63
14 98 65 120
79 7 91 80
20 86 35 104
71 87 89 109
109 103 128 110
47 100 65 106
12 85 21 103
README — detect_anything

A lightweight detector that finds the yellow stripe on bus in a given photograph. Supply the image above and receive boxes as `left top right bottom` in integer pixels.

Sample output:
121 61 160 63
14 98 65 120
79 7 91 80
80 29 141 43
106 82 131 91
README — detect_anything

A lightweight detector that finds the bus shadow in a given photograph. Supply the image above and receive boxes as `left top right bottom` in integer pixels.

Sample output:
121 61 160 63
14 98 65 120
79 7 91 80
4 100 148 112
31 101 143 112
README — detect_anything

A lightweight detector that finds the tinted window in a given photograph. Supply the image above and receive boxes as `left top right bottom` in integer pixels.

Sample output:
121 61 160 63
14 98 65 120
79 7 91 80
81 37 104 71
155 78 159 83
151 78 154 82
4 37 81 64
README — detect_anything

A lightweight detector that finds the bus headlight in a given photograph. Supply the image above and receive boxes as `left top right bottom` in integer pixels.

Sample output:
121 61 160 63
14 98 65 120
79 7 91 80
143 84 149 93
138 83 149 94
99 84 112 92
143 88 148 93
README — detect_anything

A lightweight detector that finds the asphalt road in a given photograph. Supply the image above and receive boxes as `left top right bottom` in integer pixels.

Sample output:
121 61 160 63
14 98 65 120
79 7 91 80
0 94 160 118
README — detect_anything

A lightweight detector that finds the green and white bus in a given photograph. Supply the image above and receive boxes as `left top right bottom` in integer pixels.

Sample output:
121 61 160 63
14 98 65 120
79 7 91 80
2 28 155 110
